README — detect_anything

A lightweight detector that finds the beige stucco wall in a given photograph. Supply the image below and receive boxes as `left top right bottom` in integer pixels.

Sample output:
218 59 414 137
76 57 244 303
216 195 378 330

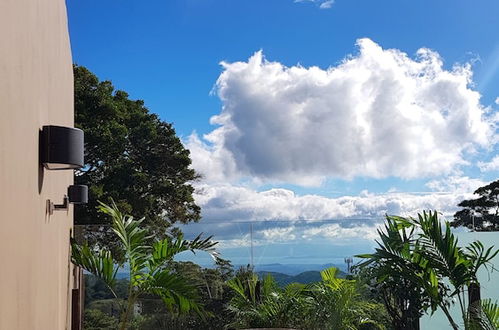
0 0 75 329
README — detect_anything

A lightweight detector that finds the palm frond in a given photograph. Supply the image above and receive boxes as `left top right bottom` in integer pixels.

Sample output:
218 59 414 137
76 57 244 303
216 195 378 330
464 241 499 279
481 299 499 328
148 234 219 275
71 240 119 295
147 269 203 315
98 201 150 278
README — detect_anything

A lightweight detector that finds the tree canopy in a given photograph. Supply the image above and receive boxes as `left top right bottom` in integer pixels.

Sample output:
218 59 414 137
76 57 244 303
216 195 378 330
452 180 499 231
74 65 200 239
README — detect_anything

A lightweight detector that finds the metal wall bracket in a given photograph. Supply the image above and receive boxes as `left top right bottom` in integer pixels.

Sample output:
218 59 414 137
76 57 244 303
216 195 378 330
47 196 69 215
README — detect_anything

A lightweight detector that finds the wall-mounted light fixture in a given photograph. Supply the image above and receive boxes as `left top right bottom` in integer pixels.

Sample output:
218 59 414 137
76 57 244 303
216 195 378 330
68 185 88 204
41 125 84 170
47 185 88 215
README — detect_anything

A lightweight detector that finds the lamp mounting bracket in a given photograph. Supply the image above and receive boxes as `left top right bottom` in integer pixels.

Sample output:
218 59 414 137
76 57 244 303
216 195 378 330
47 196 69 215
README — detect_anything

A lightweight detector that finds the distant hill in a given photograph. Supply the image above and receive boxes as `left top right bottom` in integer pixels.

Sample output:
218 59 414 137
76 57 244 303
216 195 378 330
114 263 347 280
248 263 344 275
257 269 347 287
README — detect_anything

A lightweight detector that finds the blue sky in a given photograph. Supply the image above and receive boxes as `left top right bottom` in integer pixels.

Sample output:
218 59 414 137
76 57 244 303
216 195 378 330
67 0 499 265
68 0 499 135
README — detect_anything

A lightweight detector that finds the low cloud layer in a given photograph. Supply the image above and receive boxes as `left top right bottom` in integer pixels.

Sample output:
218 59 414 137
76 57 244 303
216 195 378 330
194 180 481 224
181 177 482 248
188 39 493 186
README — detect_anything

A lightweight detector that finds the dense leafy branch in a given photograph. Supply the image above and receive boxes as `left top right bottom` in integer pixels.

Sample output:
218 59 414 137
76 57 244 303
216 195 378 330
73 65 201 248
453 180 499 231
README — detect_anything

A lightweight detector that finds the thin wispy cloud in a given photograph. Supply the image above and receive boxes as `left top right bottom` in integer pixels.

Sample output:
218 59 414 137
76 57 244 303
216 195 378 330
319 0 334 9
478 44 499 92
294 0 335 10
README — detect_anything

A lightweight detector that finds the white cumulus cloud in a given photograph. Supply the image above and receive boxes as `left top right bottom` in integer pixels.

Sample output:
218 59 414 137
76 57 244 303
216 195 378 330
425 175 486 193
188 39 493 186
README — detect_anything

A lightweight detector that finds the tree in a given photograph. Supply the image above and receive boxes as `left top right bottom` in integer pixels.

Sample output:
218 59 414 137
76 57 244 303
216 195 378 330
71 202 219 330
452 180 499 231
73 65 200 242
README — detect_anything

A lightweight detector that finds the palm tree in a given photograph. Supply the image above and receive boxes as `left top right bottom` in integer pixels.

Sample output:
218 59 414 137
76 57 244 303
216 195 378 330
356 215 441 330
307 267 386 330
357 211 499 330
413 211 498 328
71 201 220 330
226 272 309 328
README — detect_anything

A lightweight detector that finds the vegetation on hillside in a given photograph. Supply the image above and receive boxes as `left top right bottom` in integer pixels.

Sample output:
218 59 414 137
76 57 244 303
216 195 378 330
76 204 499 330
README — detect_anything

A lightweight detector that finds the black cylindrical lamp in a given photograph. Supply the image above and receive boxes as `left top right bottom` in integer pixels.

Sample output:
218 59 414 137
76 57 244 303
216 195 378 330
68 185 88 204
41 125 84 170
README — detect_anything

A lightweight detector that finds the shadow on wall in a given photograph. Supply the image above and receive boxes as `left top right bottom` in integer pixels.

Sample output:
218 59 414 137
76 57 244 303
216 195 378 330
38 128 44 194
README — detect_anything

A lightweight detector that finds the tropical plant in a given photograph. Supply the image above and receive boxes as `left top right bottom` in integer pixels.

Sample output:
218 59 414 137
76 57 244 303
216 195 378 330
357 211 499 330
356 215 438 330
226 271 311 329
71 201 219 330
307 267 387 330
226 267 387 330
413 212 498 328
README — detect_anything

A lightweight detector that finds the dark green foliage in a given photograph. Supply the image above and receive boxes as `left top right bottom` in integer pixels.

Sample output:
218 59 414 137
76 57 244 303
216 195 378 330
226 266 388 330
84 308 119 330
84 275 128 306
257 269 347 287
453 180 499 231
73 65 200 242
84 263 390 330
86 299 123 319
